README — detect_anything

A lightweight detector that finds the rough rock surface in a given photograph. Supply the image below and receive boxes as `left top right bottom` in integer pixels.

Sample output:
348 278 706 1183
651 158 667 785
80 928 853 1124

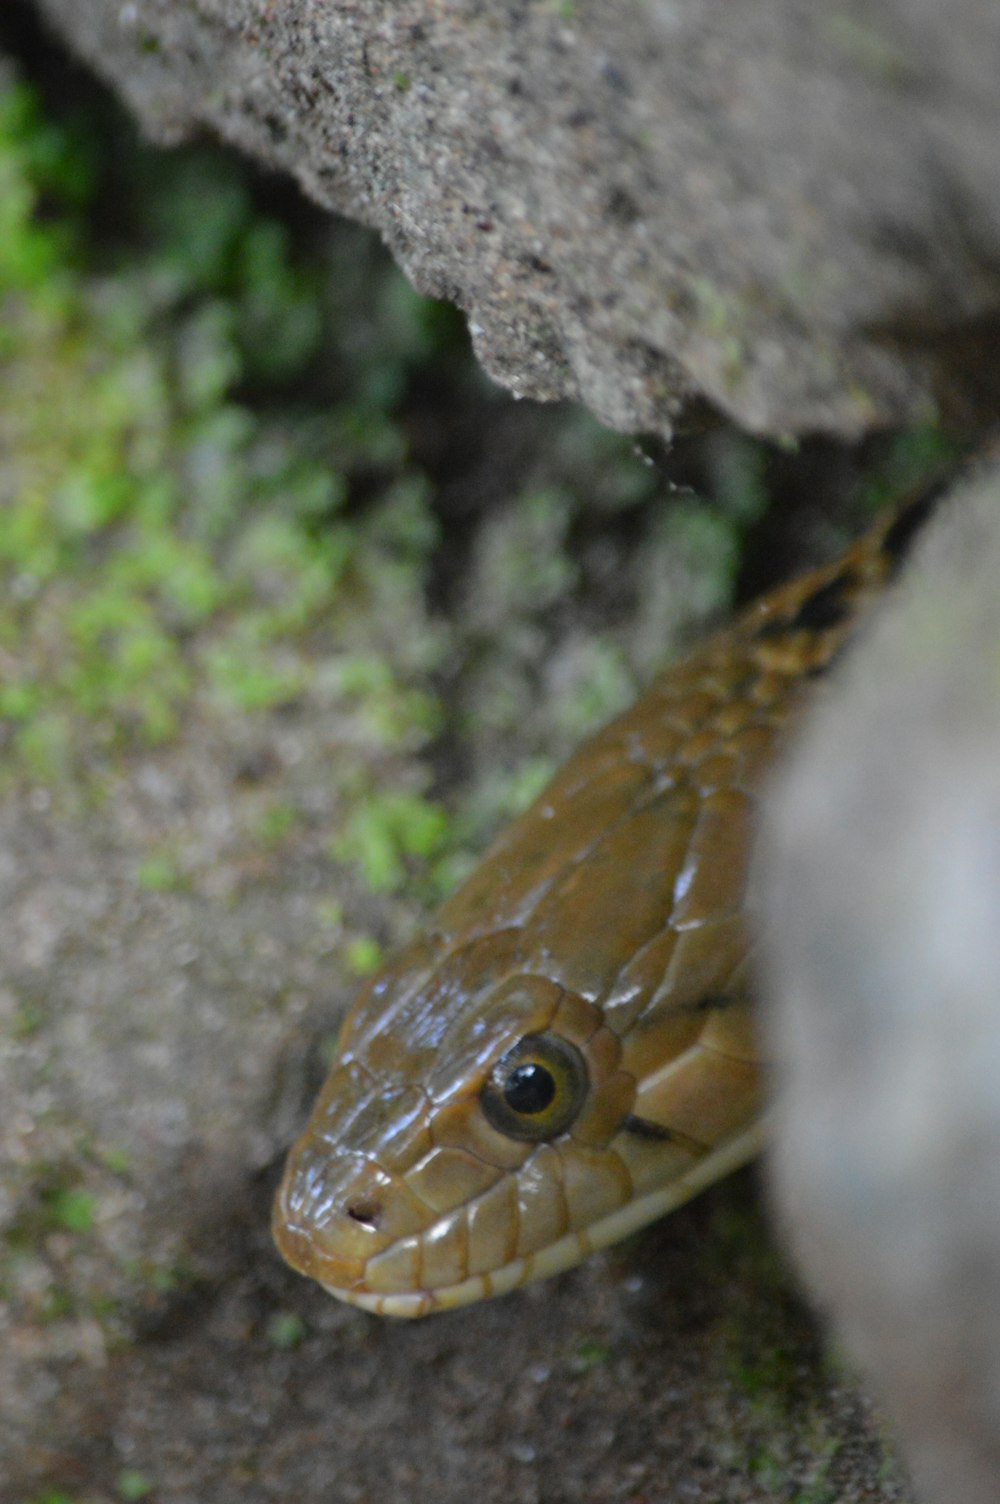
29 0 1000 441
0 471 915 1504
0 722 912 1504
763 458 1000 1504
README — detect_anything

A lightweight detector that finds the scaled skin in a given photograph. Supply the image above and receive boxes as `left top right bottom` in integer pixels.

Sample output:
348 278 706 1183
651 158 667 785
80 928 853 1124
274 494 936 1315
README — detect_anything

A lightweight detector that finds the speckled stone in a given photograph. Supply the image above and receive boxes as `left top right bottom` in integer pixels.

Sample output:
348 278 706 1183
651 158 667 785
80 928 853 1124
764 459 1000 1504
30 0 1000 439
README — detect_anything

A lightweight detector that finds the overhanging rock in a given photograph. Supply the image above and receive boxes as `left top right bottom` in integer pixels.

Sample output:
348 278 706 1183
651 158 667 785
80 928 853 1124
31 0 1000 440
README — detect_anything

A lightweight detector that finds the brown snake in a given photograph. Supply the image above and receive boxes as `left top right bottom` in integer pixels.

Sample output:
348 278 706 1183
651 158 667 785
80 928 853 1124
273 490 939 1315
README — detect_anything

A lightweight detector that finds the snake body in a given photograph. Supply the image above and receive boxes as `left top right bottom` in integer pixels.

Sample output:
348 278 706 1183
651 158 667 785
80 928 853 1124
273 493 937 1316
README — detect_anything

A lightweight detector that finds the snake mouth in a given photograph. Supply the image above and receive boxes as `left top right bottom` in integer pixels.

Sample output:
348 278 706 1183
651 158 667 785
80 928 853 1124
318 1115 770 1317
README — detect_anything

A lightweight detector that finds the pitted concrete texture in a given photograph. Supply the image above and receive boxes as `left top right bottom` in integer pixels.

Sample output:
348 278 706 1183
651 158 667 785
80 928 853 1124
763 459 1000 1504
31 0 1000 440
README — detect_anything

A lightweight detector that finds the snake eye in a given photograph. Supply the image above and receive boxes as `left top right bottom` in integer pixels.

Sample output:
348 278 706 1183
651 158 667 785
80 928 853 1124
480 1032 588 1142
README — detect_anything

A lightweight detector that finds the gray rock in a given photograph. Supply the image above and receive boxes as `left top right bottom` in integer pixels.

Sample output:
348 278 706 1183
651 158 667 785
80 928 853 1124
762 460 1000 1504
30 0 1000 440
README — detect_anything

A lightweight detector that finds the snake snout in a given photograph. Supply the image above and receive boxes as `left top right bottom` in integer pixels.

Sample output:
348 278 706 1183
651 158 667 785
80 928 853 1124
272 1118 437 1295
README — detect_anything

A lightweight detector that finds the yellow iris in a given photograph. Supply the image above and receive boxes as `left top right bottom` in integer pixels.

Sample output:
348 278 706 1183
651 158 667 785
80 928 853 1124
480 1032 589 1142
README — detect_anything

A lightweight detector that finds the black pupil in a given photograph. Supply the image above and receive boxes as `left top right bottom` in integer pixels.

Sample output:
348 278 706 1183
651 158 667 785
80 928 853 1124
503 1061 556 1115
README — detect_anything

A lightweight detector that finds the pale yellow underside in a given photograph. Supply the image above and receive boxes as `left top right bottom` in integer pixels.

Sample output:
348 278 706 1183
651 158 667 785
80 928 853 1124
325 1114 771 1317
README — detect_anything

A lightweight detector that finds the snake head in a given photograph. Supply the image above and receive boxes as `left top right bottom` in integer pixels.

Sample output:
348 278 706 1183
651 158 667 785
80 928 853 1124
272 935 645 1315
273 917 761 1315
271 491 927 1316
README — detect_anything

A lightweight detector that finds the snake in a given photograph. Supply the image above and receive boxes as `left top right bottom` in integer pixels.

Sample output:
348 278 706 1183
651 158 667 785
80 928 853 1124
272 487 941 1316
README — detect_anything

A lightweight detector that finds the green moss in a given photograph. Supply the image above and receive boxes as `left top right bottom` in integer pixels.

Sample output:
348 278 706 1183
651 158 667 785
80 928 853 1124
205 642 308 712
44 1188 97 1235
136 849 187 892
859 423 958 516
553 639 634 741
343 935 385 977
40 1284 76 1324
266 1311 308 1349
332 788 451 895
0 77 454 796
6 1166 99 1250
314 898 345 929
334 654 443 748
569 1337 612 1372
255 800 300 844
11 1001 44 1039
99 1145 132 1175
792 1482 839 1504
116 1470 154 1501
141 1257 198 1297
0 75 755 979
708 431 772 525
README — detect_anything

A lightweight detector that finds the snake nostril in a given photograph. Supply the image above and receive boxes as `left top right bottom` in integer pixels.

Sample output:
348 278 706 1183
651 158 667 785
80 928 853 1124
345 1196 382 1228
